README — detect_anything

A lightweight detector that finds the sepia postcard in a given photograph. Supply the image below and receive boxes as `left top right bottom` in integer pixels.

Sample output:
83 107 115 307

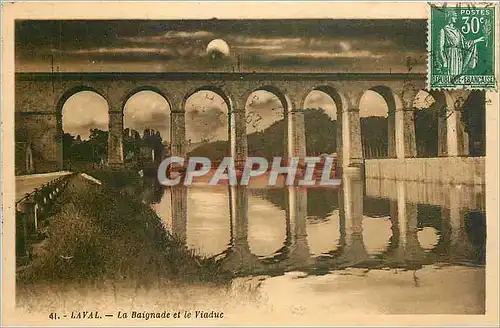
1 1 499 326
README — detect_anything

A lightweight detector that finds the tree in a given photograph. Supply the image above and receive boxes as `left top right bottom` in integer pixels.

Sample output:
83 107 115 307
304 108 337 156
461 91 485 156
123 128 141 162
87 129 108 163
361 116 388 158
414 109 438 157
188 109 339 161
142 129 164 162
62 133 76 163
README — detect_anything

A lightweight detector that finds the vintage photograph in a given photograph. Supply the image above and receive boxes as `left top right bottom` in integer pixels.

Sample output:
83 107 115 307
2 1 498 326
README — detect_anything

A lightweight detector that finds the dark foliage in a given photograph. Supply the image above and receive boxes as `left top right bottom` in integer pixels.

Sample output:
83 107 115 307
17 172 232 286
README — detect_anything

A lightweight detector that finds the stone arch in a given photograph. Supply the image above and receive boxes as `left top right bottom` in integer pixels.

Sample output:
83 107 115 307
122 87 173 163
301 86 346 158
244 85 292 113
121 85 173 110
368 85 401 114
243 85 291 134
301 85 346 118
359 85 402 158
460 91 485 156
56 86 109 120
55 86 110 169
413 90 441 157
182 85 234 112
243 85 291 159
182 85 234 159
420 90 472 157
422 90 451 157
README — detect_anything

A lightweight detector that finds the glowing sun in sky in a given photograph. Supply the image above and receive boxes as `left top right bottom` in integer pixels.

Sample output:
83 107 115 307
206 39 230 59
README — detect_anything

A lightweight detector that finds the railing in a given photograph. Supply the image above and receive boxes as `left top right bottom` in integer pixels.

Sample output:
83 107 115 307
16 174 74 262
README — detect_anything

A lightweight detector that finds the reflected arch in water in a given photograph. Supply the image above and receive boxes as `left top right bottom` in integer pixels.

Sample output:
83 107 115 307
305 187 341 256
151 186 232 257
306 209 341 256
417 227 439 251
362 216 392 255
243 86 291 258
247 190 287 257
183 86 233 158
186 186 231 257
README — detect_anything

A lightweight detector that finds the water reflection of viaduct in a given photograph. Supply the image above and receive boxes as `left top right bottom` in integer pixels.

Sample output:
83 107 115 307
16 72 472 173
168 168 484 275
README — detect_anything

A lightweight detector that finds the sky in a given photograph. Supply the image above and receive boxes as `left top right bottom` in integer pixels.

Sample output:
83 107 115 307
18 19 429 140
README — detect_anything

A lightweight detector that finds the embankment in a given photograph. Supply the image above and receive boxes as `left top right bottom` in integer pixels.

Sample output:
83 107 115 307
17 169 231 287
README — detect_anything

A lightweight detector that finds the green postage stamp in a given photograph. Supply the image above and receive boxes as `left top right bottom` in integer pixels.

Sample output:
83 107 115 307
429 3 497 89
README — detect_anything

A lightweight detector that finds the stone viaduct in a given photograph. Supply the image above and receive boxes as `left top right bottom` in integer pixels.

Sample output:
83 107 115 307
15 72 471 174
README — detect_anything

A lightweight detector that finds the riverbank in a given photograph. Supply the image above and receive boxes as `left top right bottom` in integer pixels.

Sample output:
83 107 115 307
17 169 232 288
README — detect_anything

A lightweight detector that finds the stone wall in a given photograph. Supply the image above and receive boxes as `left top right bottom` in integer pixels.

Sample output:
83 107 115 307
15 113 61 173
364 157 485 185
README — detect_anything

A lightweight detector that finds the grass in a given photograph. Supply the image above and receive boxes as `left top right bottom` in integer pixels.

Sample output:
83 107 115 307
17 169 233 287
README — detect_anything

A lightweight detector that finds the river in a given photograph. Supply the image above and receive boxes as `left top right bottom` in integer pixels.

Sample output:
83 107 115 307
147 171 486 314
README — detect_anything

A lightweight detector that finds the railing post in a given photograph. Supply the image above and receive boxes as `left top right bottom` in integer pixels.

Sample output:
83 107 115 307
16 212 28 259
20 199 38 238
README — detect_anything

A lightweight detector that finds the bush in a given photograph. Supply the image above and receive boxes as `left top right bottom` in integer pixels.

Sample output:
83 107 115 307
18 173 232 286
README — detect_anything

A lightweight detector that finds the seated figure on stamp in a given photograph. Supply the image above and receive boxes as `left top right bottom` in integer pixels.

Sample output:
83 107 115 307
439 11 485 76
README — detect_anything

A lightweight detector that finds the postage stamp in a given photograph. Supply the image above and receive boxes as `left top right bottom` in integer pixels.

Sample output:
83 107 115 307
428 3 497 89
